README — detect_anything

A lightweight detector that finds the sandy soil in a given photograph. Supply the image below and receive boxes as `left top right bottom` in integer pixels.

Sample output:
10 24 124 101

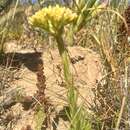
0 42 102 130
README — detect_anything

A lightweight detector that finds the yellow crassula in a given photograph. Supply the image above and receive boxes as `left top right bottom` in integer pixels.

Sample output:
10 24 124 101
29 5 77 34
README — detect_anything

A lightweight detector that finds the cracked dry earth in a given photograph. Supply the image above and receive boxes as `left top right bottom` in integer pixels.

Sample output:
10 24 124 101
0 42 102 130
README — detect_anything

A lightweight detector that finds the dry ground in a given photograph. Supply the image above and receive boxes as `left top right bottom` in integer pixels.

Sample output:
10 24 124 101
0 41 102 130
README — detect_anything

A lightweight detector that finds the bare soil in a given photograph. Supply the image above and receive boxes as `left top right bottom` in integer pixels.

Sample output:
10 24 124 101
0 41 102 130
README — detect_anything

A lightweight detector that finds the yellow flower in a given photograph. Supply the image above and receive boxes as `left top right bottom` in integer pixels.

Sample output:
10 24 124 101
29 5 77 34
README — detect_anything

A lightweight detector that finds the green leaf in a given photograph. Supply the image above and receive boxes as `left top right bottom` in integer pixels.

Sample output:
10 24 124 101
35 107 45 130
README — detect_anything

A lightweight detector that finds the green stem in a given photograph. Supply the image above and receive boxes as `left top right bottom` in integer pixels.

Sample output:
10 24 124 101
55 35 72 87
55 34 79 130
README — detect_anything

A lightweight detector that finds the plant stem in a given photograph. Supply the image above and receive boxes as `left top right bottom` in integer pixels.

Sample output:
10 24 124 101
55 35 73 87
115 96 126 130
55 34 79 130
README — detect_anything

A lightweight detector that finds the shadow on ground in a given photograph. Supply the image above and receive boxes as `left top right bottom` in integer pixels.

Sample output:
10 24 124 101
0 52 43 72
52 106 69 130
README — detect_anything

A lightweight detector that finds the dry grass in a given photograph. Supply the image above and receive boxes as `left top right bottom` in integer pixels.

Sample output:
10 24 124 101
0 0 130 130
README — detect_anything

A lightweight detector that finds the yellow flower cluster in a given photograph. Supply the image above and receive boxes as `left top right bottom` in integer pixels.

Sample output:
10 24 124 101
29 5 77 34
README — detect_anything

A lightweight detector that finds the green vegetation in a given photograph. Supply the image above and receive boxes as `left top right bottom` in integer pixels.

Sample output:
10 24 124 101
0 0 129 130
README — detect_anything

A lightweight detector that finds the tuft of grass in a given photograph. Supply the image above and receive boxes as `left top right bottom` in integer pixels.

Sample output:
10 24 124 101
0 0 21 53
83 1 129 129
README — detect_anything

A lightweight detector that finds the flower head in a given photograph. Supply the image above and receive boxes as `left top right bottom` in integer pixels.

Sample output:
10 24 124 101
29 5 77 34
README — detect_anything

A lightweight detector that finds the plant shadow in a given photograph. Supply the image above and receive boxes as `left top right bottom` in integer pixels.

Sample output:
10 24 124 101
52 106 70 130
0 52 43 72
